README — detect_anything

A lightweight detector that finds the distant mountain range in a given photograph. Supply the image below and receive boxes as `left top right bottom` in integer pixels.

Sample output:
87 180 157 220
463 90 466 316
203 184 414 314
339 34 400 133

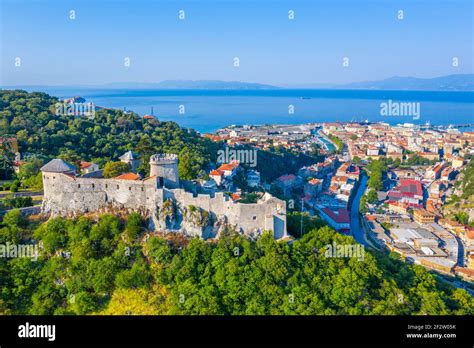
105 75 473 91
291 74 474 91
102 80 279 90
4 74 473 91
336 74 474 91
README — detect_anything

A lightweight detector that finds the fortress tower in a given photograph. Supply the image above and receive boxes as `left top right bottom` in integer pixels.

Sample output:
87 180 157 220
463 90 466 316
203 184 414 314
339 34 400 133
149 154 179 188
119 151 140 172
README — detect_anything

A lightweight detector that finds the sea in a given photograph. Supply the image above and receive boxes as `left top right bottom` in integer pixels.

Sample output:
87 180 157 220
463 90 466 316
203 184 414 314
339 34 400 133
12 87 474 133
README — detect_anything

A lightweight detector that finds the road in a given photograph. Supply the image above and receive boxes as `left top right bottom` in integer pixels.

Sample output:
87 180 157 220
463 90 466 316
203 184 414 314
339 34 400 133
436 274 474 297
454 235 466 267
0 190 43 199
349 175 473 295
350 174 373 247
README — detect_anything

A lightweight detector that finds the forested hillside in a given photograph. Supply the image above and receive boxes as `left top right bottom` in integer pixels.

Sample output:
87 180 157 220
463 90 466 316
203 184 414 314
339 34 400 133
0 211 472 315
443 157 474 226
0 90 219 178
0 90 318 181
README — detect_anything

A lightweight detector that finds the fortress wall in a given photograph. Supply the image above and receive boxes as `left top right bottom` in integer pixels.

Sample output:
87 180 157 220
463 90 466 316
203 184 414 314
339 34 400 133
100 178 147 208
208 192 234 216
43 173 153 215
43 173 106 215
145 185 163 212
226 197 287 236
165 189 234 217
164 188 287 235
42 171 287 238
228 202 270 233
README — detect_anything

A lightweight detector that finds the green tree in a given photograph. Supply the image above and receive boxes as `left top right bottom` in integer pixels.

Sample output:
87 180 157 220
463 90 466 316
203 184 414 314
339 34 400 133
454 212 470 225
367 189 379 204
103 161 131 178
147 236 173 264
18 158 44 180
360 196 368 214
125 212 142 241
287 211 326 238
352 156 362 165
135 134 154 158
178 147 204 180
100 285 170 315
22 172 43 190
34 217 69 253
0 139 15 179
115 261 151 289
0 209 28 244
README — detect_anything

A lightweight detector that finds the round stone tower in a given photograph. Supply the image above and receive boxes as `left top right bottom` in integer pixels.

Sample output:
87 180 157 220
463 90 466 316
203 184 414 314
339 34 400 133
149 154 179 188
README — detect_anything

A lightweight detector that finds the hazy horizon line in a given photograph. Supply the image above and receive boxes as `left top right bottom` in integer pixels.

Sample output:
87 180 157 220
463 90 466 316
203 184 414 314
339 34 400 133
2 73 473 89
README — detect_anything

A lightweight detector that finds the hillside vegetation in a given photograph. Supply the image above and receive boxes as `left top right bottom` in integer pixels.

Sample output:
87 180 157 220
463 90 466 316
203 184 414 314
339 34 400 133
443 157 474 225
0 90 219 178
0 211 472 315
0 90 317 182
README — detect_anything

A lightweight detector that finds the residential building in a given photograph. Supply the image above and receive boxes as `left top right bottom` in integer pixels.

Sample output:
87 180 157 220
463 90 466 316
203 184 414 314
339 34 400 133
414 209 436 224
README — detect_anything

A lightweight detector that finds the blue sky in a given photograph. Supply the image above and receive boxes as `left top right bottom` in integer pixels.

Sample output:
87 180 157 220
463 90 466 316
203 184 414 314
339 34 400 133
1 0 472 86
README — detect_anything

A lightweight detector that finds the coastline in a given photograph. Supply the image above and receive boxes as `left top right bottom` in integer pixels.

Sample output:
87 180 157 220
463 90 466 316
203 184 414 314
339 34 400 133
2 87 473 134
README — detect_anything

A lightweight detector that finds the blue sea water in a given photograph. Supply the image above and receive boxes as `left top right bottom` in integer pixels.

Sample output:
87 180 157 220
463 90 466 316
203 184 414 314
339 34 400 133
14 87 474 133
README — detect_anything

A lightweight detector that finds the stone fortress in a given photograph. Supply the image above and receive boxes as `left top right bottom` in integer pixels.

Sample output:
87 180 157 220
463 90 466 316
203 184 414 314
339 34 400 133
40 153 287 239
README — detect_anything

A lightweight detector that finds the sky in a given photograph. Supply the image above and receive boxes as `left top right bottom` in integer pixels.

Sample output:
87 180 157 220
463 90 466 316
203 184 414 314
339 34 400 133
0 0 473 86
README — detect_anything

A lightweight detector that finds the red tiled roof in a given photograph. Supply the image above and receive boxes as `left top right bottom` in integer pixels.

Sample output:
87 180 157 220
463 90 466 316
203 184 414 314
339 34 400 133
217 162 239 172
203 134 225 141
115 172 140 180
365 214 377 221
210 170 222 176
322 208 350 224
80 161 93 169
395 179 423 196
308 178 321 185
432 163 444 173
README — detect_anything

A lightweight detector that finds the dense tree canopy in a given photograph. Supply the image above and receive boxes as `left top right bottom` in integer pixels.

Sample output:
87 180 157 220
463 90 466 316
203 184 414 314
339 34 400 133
1 90 472 316
103 161 131 178
366 159 388 191
459 157 474 199
0 212 471 315
0 90 219 179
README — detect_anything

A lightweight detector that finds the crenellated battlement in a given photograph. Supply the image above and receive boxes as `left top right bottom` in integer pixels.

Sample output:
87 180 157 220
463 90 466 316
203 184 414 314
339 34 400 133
150 153 178 164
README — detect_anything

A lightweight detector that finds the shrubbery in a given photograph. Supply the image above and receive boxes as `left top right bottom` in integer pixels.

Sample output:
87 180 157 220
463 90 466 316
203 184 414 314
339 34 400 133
1 213 472 315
